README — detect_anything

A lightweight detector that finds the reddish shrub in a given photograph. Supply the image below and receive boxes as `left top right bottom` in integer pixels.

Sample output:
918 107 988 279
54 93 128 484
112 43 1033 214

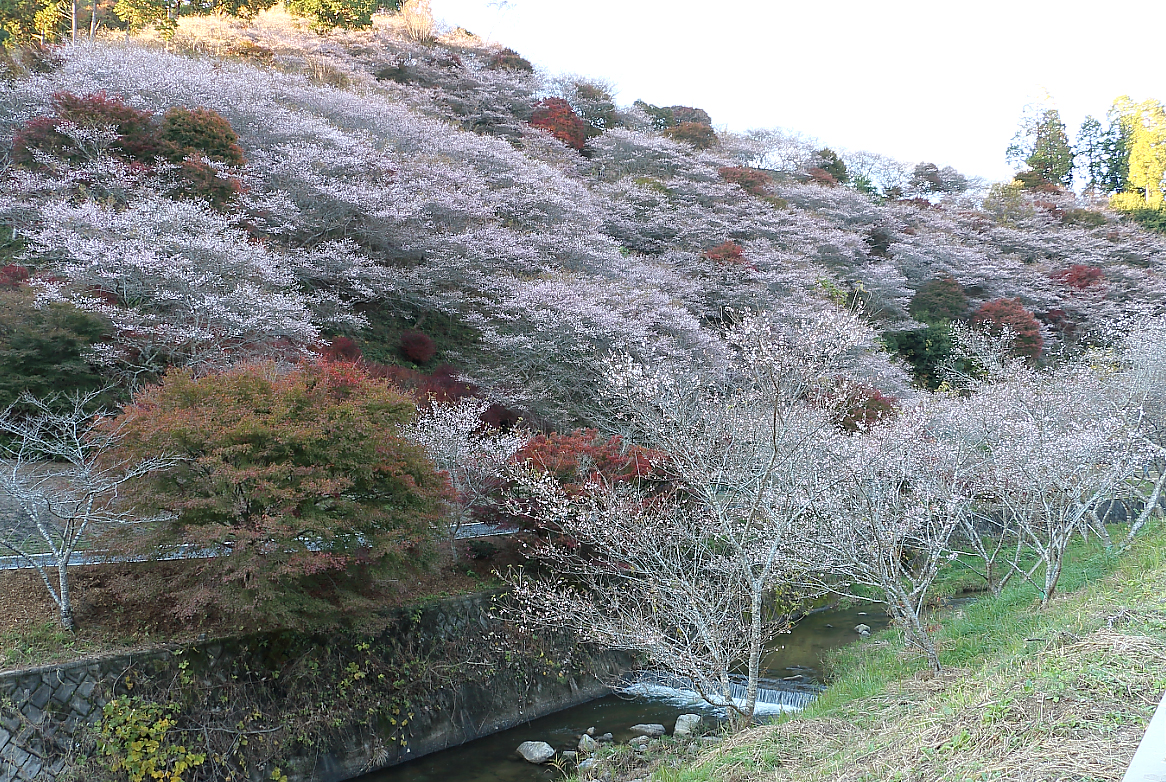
530 98 588 151
488 47 533 72
702 241 751 267
27 91 161 163
719 166 773 198
366 362 474 403
1033 199 1065 221
0 265 30 289
1039 308 1078 340
805 167 838 186
481 402 522 429
517 429 663 495
160 107 245 166
662 121 717 150
971 298 1043 360
399 330 437 364
840 387 898 432
321 336 362 362
1051 264 1104 290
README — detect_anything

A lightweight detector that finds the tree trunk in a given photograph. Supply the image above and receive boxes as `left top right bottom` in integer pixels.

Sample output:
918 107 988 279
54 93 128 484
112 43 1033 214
743 586 763 725
1121 470 1166 549
57 560 75 631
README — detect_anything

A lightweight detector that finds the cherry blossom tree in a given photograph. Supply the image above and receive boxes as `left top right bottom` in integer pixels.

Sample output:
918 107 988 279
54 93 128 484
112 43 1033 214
505 304 876 726
0 391 175 630
808 405 974 671
400 396 527 549
947 337 1147 607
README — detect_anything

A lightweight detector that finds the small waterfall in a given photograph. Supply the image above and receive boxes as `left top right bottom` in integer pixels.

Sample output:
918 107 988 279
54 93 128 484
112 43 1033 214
620 671 824 714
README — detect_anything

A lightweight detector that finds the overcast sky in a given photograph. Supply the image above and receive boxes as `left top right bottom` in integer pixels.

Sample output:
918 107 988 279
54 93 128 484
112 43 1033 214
430 0 1166 183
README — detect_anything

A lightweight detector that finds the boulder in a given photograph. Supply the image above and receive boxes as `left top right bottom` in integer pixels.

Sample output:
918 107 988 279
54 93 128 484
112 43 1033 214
854 624 871 635
586 726 597 736
674 713 702 736
629 723 666 737
578 759 599 771
578 733 599 753
517 741 555 764
598 732 614 743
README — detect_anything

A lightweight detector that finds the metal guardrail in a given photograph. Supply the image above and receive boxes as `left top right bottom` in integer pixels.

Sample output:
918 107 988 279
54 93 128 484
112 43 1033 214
1123 691 1166 781
0 525 516 571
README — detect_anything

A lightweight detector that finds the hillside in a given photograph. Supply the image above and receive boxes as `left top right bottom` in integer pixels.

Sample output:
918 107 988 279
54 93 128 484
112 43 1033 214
2 9 1164 427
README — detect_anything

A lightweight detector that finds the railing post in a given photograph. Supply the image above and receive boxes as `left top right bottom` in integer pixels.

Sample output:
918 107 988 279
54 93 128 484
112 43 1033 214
1123 691 1166 781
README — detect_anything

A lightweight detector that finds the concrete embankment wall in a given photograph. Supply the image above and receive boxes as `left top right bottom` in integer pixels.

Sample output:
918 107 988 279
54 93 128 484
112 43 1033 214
0 591 630 782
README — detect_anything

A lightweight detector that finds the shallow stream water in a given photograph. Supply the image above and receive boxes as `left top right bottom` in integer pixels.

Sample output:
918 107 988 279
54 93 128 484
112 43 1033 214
358 603 890 782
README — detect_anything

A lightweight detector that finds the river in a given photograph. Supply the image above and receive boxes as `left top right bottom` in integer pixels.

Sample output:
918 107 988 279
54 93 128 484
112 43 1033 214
358 603 889 782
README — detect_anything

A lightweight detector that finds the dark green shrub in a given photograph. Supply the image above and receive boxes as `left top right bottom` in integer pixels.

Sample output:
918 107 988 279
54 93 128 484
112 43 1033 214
882 323 956 390
1126 207 1166 235
0 288 113 410
1061 207 1108 228
909 277 969 324
816 148 849 184
160 106 245 166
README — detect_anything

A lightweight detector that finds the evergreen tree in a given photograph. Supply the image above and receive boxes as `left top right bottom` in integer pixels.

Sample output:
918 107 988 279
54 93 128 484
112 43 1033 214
1007 107 1074 188
1076 115 1107 194
816 148 849 184
1101 96 1138 194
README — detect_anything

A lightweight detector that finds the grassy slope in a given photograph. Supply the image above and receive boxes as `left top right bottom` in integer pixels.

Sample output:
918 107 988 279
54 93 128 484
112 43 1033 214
662 524 1166 782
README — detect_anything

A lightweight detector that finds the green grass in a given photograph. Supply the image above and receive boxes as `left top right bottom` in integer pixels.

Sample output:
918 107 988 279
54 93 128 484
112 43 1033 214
659 523 1166 782
0 621 115 670
814 535 1121 713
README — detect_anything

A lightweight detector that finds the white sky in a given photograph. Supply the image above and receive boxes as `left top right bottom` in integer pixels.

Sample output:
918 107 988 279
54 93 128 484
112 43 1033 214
431 0 1166 183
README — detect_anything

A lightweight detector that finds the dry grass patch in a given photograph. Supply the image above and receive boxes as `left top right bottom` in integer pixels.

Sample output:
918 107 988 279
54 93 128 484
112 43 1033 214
675 530 1166 782
695 628 1161 782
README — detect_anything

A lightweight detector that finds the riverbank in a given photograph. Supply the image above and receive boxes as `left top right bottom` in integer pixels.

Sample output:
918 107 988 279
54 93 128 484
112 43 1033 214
634 523 1166 782
0 537 524 672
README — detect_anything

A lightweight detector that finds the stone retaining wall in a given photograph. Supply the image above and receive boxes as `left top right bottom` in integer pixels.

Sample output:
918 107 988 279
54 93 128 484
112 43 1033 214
0 592 630 782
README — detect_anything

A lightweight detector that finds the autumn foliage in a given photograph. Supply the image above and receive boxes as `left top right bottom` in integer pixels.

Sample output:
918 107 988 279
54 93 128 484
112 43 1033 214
530 98 588 151
702 241 751 267
109 362 446 627
840 387 898 432
0 264 30 289
971 298 1044 360
662 121 718 149
11 91 245 207
719 166 774 198
399 330 437 364
516 429 663 495
1051 264 1104 290
12 91 158 165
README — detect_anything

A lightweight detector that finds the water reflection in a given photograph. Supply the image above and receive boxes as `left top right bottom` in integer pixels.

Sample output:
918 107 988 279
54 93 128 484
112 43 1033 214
359 604 890 782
